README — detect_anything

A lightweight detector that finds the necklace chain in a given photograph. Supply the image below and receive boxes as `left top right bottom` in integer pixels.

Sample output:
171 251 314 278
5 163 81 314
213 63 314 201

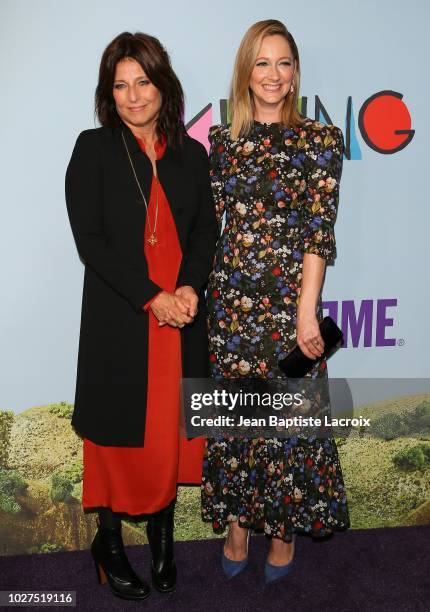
121 130 159 245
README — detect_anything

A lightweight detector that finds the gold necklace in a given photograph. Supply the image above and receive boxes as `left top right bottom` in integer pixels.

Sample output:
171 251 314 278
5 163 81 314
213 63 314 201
121 130 159 246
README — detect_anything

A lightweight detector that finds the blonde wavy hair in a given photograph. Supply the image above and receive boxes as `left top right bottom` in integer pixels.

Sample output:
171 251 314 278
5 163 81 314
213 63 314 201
229 19 304 140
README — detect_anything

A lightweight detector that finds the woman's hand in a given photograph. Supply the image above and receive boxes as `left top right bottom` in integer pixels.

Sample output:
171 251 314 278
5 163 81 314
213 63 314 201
174 285 198 317
296 253 326 360
150 291 194 328
296 310 325 360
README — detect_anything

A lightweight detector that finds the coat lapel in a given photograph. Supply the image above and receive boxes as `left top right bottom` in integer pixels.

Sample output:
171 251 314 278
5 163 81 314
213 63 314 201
116 122 152 206
156 149 188 252
114 123 188 251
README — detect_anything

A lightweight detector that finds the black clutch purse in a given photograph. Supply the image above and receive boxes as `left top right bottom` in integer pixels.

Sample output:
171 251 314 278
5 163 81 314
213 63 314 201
278 316 343 377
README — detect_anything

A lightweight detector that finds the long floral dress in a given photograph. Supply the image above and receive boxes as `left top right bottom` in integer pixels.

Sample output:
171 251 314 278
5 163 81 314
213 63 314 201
201 119 350 542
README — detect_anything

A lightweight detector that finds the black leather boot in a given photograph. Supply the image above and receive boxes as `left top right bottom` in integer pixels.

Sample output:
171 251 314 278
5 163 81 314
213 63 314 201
146 501 177 592
91 518 150 601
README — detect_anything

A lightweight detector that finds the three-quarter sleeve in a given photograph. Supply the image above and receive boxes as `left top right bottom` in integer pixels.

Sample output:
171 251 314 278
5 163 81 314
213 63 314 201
300 125 344 263
208 125 227 230
65 130 162 312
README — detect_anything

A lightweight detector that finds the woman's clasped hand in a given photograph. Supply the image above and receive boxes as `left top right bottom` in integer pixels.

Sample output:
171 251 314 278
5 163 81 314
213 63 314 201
66 27 217 601
151 285 198 327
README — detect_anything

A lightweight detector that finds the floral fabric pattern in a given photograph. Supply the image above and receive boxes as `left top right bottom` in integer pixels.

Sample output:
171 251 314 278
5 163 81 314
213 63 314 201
201 119 350 541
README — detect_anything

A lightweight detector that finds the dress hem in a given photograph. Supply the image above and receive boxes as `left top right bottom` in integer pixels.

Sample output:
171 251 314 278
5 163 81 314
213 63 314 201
201 514 350 542
82 495 177 516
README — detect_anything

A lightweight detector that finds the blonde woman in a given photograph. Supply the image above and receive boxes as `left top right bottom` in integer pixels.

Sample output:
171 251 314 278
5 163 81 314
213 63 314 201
202 19 350 583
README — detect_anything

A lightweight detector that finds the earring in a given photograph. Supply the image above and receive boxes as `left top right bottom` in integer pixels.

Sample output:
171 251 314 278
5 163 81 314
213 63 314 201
290 84 295 94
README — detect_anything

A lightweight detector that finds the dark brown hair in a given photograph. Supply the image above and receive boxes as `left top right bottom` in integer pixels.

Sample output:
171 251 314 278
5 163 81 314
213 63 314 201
95 31 185 148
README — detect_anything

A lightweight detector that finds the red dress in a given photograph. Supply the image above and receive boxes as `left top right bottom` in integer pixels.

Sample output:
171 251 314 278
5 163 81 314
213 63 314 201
82 135 205 515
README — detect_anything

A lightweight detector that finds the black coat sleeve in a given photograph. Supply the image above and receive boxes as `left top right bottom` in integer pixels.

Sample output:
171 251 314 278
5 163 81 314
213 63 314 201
65 130 162 312
176 142 219 293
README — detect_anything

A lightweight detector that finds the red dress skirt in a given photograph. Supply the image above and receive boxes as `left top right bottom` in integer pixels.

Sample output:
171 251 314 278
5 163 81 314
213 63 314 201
81 136 205 515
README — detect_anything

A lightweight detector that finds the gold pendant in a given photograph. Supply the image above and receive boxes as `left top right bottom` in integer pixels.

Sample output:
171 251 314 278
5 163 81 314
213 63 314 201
148 233 158 246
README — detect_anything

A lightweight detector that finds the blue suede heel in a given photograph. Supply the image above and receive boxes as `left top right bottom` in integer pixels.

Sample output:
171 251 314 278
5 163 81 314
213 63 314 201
221 552 248 579
265 534 296 584
221 530 250 579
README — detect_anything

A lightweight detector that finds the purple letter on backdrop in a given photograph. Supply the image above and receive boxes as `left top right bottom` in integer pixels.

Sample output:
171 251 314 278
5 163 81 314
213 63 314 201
376 299 397 346
322 301 339 324
341 300 373 347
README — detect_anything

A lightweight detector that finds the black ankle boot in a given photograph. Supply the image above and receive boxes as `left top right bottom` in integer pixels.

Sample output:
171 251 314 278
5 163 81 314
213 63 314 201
146 501 177 593
91 519 150 601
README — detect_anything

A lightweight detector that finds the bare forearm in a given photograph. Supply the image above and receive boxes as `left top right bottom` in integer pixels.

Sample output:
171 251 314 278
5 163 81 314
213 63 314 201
297 253 326 316
295 253 326 359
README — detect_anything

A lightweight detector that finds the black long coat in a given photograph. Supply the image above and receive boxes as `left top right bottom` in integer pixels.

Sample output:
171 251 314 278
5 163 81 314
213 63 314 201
65 123 218 447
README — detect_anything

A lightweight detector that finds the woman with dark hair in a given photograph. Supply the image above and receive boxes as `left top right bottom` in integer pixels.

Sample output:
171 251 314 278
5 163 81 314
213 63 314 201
202 19 350 583
66 31 217 601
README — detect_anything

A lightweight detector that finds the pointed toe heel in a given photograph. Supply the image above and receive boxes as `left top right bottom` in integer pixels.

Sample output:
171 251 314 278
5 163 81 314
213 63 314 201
265 534 296 584
221 529 250 579
221 551 248 579
264 558 295 584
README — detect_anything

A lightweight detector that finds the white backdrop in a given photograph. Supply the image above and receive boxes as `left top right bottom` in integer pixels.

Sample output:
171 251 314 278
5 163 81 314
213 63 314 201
0 0 427 413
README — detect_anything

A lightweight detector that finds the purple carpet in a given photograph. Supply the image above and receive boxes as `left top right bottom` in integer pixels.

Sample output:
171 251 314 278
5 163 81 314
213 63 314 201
0 526 429 611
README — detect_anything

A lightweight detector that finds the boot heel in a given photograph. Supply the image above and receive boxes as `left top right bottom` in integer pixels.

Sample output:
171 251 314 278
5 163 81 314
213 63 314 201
94 560 107 585
91 524 150 600
146 501 177 592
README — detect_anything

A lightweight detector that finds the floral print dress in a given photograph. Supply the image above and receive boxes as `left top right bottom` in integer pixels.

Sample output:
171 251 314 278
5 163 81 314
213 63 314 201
201 119 350 542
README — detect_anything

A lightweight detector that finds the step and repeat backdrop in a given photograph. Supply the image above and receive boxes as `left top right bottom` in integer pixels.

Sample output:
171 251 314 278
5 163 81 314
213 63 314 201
0 0 428 554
